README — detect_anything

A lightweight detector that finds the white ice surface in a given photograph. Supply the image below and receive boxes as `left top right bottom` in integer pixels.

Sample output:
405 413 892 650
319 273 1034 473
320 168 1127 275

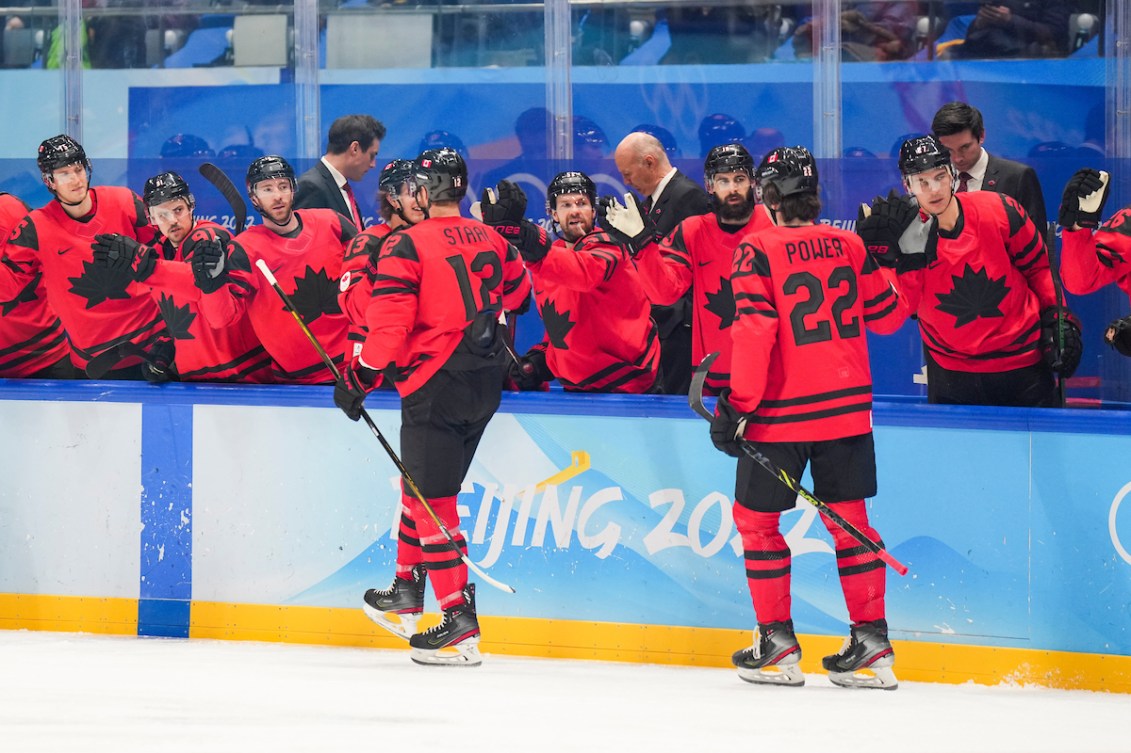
1 630 1126 753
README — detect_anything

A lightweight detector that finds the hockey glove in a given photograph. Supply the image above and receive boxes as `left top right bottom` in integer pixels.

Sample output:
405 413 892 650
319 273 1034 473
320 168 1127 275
494 219 553 264
478 180 528 226
508 347 552 391
186 227 231 294
1104 314 1131 358
856 196 899 268
710 389 748 459
597 193 658 257
1058 169 1110 229
1038 307 1083 378
143 338 177 384
333 362 381 421
895 196 939 274
92 233 158 282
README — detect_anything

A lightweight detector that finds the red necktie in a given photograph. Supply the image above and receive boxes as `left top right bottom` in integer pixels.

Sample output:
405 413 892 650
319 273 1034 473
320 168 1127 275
344 182 363 229
956 172 973 193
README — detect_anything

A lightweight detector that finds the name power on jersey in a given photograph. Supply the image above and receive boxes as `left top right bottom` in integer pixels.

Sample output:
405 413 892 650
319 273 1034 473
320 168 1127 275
786 236 847 264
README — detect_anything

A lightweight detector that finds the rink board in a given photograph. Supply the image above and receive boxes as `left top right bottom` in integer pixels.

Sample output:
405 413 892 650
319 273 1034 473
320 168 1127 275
1 380 1130 691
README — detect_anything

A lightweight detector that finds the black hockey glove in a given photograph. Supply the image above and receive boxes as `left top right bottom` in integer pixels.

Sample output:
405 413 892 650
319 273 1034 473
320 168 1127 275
508 347 551 391
1058 168 1110 229
494 219 553 264
185 227 231 295
333 362 380 421
479 179 528 225
1038 307 1083 378
710 389 748 459
857 190 936 274
1104 314 1131 358
143 338 176 384
92 233 157 282
596 193 658 257
856 194 900 268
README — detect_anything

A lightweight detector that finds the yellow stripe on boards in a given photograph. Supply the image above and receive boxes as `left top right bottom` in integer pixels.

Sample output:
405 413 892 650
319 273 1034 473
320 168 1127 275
0 594 137 635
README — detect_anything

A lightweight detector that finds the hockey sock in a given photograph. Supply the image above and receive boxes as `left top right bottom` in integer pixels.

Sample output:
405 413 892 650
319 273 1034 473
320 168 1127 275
394 494 424 579
732 503 791 625
822 500 886 625
410 494 469 611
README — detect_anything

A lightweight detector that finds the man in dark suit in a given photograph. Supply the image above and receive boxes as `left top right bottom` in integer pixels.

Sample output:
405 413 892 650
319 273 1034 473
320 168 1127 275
295 114 386 230
931 101 1047 232
614 131 712 393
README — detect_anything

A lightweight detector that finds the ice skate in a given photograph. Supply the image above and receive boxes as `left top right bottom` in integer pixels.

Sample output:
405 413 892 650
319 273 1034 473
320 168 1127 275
822 619 898 690
409 584 482 667
362 565 427 640
732 620 804 687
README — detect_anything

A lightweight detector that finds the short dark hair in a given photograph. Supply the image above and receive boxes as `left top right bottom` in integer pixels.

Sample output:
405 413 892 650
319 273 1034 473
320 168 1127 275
762 183 821 223
931 102 984 140
326 115 386 155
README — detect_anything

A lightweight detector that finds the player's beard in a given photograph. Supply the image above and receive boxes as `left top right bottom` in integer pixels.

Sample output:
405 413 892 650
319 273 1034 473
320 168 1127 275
717 190 755 223
560 216 593 244
260 201 294 228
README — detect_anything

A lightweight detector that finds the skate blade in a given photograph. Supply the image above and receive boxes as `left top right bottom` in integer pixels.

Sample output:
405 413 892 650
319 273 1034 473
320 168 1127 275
361 603 419 641
736 663 805 687
828 659 898 690
410 636 482 668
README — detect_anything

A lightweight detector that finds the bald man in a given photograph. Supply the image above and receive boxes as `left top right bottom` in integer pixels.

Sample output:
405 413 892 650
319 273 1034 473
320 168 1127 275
613 132 711 393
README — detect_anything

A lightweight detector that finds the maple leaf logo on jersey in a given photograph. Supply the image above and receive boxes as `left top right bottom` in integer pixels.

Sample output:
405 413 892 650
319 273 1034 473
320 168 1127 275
68 260 132 309
158 293 196 340
1 272 41 315
288 265 342 323
541 299 574 349
704 276 736 329
935 265 1009 327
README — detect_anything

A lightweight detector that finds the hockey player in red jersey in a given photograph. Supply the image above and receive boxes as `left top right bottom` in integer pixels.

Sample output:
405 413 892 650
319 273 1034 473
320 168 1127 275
710 146 907 690
620 143 774 395
0 190 74 378
95 171 273 382
487 171 660 393
339 159 426 361
858 135 1078 406
1056 168 1131 357
0 135 170 379
333 148 531 666
195 156 357 384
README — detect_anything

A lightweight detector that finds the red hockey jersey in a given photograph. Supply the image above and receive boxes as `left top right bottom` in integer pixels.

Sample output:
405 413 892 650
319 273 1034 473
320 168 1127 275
896 191 1057 373
214 208 356 384
528 230 659 393
0 192 72 376
359 214 531 396
1061 208 1131 302
140 221 274 383
730 223 907 442
0 187 166 372
634 209 773 394
339 222 393 360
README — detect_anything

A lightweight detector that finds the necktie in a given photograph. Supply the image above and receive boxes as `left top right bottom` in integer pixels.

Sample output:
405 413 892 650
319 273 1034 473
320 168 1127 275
643 195 654 214
344 182 363 229
956 172 973 193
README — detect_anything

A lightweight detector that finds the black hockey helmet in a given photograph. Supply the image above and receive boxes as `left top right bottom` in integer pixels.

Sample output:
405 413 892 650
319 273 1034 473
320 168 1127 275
37 134 91 177
143 171 193 208
899 135 952 177
546 171 596 211
755 146 818 198
412 147 467 203
704 143 755 186
246 155 295 192
378 159 415 195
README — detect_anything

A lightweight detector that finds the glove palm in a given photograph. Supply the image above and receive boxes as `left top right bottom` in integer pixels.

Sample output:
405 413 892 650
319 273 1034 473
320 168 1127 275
596 193 657 257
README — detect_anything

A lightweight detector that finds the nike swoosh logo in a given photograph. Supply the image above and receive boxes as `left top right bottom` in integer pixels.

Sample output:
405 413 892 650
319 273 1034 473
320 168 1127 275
57 247 73 256
698 260 712 267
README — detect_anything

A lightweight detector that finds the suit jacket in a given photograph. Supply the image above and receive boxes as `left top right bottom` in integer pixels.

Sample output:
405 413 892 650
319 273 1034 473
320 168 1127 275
295 161 359 226
649 169 712 237
983 154 1048 235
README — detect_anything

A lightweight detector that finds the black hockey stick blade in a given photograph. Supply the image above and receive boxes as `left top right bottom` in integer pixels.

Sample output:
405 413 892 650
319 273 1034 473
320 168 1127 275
199 162 248 234
689 353 909 576
254 259 516 594
85 342 151 379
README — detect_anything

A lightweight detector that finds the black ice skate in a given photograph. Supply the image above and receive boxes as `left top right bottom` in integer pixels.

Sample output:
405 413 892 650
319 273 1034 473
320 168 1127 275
408 584 482 667
732 620 804 687
362 565 427 640
822 619 898 690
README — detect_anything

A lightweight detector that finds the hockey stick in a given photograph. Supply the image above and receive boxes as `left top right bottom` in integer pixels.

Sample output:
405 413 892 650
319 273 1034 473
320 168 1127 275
689 353 909 576
1046 224 1068 407
198 163 248 235
85 341 173 380
255 259 516 594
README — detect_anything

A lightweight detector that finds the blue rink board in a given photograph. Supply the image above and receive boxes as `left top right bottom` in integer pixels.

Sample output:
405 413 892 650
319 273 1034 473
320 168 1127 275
0 379 1129 657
